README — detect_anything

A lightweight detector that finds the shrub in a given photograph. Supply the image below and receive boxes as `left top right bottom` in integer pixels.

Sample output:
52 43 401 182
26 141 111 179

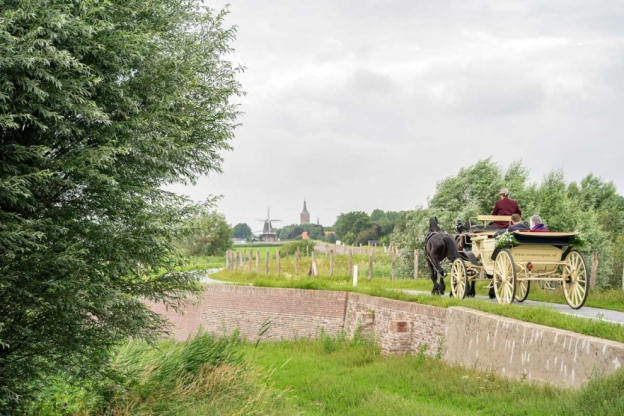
281 240 316 256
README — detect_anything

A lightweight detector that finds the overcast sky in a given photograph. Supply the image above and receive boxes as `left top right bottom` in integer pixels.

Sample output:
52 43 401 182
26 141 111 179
167 0 623 230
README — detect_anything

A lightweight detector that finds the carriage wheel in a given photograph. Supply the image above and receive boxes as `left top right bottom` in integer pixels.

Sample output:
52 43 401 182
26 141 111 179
493 249 516 305
563 250 589 309
515 280 530 303
450 259 468 299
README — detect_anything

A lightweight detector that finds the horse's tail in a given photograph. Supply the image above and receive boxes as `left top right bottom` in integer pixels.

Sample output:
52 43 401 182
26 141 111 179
443 234 459 261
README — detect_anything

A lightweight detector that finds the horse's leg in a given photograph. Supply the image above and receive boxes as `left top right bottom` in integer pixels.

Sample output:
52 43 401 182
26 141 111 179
467 281 476 297
431 257 445 295
427 260 438 295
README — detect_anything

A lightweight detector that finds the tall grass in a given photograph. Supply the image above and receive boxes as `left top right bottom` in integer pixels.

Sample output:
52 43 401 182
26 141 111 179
29 332 293 415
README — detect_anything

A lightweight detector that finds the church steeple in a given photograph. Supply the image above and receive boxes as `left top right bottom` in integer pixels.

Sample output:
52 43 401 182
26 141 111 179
300 199 310 224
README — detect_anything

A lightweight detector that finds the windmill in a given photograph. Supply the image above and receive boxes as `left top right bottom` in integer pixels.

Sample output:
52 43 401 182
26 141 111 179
256 208 281 241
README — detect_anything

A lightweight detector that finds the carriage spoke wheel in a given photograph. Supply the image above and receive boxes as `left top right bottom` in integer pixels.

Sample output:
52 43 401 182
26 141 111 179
563 250 589 309
450 259 468 299
493 249 516 305
515 280 530 303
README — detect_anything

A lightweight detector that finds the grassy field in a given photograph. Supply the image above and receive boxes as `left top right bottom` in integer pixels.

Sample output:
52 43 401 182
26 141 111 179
218 249 624 312
33 332 623 416
247 335 624 416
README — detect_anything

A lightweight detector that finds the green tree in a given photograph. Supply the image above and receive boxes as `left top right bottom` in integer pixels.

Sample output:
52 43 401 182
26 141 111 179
232 223 253 240
334 211 371 240
0 1 242 410
392 161 623 287
182 212 233 256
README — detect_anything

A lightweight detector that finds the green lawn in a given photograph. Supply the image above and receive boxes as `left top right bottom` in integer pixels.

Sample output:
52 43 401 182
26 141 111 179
246 335 623 416
216 249 624 312
35 333 622 415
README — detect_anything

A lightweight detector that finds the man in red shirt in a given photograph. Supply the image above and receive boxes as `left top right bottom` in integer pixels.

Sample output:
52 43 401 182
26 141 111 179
491 188 521 228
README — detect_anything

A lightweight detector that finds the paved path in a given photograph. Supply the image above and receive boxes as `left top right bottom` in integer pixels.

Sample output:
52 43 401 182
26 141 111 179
400 289 624 325
194 269 624 326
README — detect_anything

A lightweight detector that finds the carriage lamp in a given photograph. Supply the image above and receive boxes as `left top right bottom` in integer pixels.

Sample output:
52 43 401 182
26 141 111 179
527 263 533 271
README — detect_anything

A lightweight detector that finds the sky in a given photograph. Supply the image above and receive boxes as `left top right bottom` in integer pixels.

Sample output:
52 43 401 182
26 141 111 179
166 0 623 231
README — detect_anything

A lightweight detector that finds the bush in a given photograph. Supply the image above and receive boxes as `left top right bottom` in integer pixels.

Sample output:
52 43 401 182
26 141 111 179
28 331 291 415
281 240 316 256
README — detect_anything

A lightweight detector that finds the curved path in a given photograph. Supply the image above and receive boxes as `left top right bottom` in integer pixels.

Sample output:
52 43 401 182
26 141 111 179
400 289 624 325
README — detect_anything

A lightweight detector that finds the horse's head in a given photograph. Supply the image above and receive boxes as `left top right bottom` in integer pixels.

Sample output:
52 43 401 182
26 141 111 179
429 217 441 233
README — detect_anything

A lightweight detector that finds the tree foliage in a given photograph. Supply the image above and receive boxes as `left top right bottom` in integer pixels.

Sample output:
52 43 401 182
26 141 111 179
334 210 405 245
0 0 242 410
276 223 325 240
232 223 253 240
392 159 624 288
180 211 233 256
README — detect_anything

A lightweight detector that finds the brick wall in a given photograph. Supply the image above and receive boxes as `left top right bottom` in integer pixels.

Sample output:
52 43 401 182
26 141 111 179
147 287 446 355
148 286 348 341
147 286 624 388
344 293 447 356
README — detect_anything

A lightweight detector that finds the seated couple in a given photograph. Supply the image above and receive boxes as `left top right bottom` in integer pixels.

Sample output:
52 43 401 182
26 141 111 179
494 214 548 237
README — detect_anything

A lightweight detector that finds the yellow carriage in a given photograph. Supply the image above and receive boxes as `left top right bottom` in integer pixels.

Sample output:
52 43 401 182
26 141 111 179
450 215 589 309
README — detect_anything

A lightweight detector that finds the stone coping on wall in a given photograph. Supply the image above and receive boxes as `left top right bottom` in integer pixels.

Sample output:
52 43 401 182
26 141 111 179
346 292 447 319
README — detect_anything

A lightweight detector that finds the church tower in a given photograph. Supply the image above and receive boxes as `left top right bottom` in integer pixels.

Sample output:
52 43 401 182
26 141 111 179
300 200 310 225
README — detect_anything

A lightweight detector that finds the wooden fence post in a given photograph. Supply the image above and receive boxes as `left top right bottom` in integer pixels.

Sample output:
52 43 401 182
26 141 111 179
248 249 252 272
255 250 259 273
348 249 353 277
330 250 334 276
590 252 599 289
306 245 309 257
368 251 373 280
295 248 300 275
391 253 396 281
414 250 419 280
265 249 269 275
277 250 281 276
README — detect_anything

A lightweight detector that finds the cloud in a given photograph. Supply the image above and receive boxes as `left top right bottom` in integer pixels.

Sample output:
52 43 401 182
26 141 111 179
175 0 624 227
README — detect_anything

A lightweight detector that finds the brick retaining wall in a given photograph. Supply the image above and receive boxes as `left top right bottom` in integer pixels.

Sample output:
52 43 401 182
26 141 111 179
147 286 624 388
345 293 446 356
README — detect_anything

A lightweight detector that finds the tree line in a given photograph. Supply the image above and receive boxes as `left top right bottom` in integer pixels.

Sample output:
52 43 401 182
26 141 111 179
390 159 624 289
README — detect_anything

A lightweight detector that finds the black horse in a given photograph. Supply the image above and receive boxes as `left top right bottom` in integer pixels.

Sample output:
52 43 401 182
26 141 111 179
425 217 459 295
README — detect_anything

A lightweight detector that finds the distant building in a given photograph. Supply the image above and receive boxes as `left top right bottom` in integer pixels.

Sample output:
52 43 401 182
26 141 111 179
300 200 310 225
301 231 310 240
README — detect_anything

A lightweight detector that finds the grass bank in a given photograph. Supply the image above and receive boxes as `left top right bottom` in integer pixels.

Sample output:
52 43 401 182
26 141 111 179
28 332 294 415
213 249 624 312
31 332 623 415
248 334 624 415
